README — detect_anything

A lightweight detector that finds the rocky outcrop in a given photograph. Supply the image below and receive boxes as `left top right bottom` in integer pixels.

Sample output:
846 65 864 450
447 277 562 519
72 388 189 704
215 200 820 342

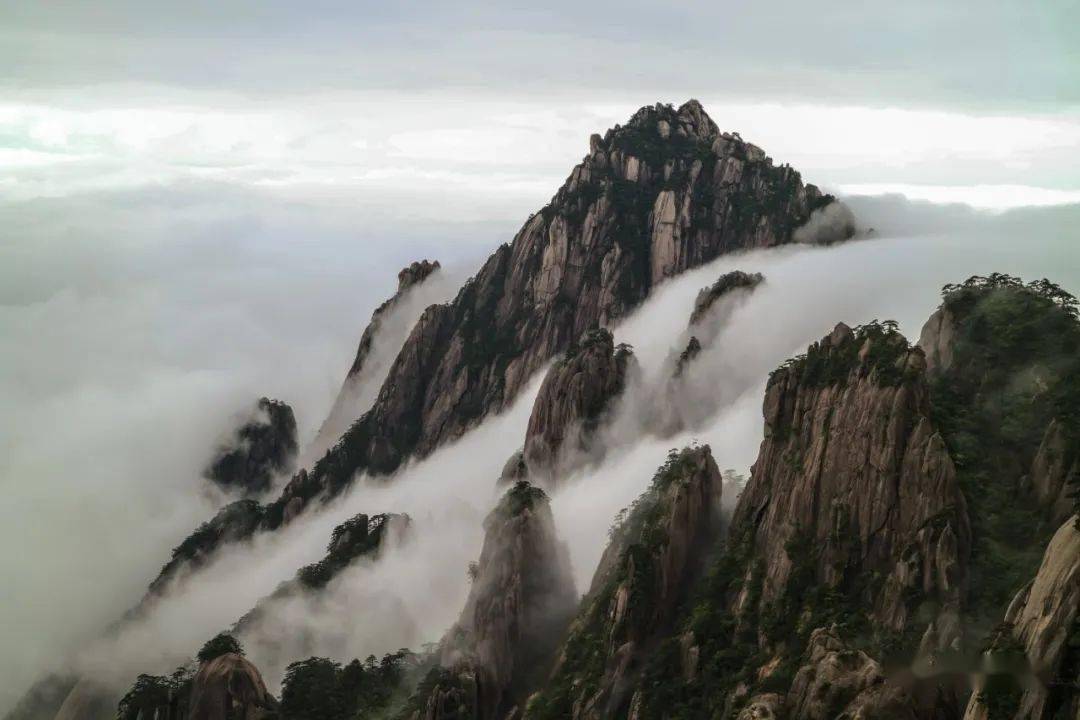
962 516 1080 720
410 482 576 720
396 260 442 296
188 654 276 720
582 324 971 719
236 512 411 634
527 445 722 719
673 336 702 378
519 329 634 482
148 500 266 597
732 321 970 638
1029 420 1078 527
312 260 442 458
917 307 956 373
296 512 410 590
734 694 785 720
204 398 297 496
688 270 764 327
786 627 918 720
265 99 841 524
648 270 764 436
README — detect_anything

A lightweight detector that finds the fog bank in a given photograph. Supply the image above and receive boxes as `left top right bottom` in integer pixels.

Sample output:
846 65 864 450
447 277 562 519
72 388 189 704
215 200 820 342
3 194 1078 712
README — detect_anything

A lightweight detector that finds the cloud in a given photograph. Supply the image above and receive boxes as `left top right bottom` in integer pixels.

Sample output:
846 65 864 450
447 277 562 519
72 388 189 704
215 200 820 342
65 373 547 695
0 180 501 712
3 96 1078 216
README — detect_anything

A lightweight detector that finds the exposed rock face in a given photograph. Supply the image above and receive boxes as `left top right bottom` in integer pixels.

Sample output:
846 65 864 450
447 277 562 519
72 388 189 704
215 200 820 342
786 627 917 720
734 694 784 720
688 270 764 327
415 482 576 720
520 329 634 482
732 322 970 637
148 500 265 597
1029 420 1078 527
528 446 722 719
266 99 840 523
918 276 1080 628
917 307 956 373
187 654 276 720
312 260 442 458
396 260 442 296
567 324 972 719
410 671 479 719
962 517 1080 720
205 398 297 496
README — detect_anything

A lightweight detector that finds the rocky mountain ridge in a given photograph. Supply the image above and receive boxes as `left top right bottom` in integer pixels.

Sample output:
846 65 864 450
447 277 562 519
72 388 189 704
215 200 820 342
22 101 1080 720
311 260 443 459
39 275 1080 720
131 98 846 605
262 99 845 525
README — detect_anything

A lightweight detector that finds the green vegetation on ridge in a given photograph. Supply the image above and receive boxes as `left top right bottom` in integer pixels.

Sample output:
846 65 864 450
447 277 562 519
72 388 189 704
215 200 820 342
930 274 1080 622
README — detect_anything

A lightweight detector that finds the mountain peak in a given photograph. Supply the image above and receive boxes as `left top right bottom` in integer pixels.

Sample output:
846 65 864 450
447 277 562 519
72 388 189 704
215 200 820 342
615 99 720 144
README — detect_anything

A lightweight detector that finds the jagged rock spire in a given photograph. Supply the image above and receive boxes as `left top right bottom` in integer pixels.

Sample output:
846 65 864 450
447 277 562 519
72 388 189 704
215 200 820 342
411 482 576 720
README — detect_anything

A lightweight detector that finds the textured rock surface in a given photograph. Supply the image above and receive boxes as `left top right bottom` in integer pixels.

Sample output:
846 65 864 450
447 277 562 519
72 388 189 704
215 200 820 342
962 516 1080 720
689 270 764 327
312 260 442 457
521 328 633 481
528 446 722 719
187 653 276 720
732 322 970 636
267 99 839 522
786 627 917 720
417 482 576 720
917 307 956 373
734 694 784 720
1029 420 1078 526
204 398 297 496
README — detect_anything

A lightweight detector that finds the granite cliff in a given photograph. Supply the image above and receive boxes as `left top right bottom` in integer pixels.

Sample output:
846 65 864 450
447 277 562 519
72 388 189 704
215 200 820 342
266 99 842 523
205 398 297 496
407 481 577 720
311 260 442 459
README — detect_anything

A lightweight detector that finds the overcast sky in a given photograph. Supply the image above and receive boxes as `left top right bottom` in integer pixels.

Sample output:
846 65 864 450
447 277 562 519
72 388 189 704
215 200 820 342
2 2 1079 713
1 0 1079 216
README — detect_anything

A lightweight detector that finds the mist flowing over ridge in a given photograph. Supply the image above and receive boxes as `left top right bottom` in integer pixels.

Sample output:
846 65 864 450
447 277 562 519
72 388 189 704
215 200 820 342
3 93 1080 720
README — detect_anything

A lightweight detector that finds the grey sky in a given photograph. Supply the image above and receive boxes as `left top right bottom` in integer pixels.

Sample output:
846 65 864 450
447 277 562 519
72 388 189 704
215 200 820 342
3 1 1077 112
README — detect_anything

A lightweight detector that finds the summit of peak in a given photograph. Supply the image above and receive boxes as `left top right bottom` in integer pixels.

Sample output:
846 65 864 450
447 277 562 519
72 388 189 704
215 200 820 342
615 99 720 143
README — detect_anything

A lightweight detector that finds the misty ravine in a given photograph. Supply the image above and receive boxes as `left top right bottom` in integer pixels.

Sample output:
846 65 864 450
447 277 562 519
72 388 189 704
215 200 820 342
5 100 1080 720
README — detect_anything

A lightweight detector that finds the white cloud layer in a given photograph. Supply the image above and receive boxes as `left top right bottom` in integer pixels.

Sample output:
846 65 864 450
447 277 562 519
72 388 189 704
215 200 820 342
3 95 1080 214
